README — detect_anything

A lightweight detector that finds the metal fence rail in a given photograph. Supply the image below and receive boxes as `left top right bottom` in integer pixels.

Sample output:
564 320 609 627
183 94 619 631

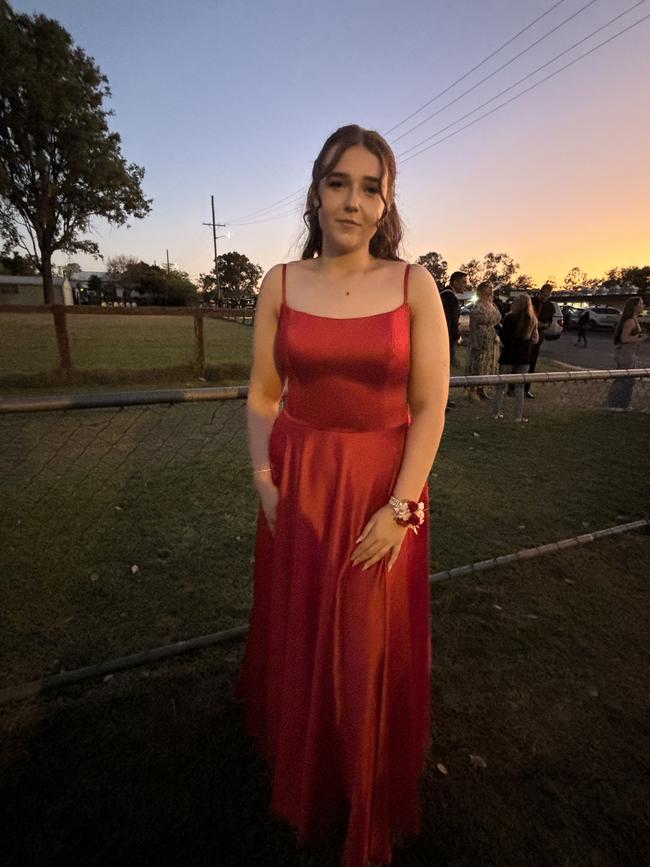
2 368 649 413
1 370 648 697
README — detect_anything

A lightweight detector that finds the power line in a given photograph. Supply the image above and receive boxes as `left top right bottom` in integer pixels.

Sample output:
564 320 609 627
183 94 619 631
390 0 602 145
399 10 650 165
221 1 646 227
225 186 307 224
398 1 647 160
229 203 304 227
384 0 571 136
225 1 572 224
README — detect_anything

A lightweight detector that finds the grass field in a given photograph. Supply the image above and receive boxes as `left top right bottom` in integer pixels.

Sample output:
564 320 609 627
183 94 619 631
1 398 647 689
0 309 600 395
1 533 648 866
1 311 648 865
0 310 254 390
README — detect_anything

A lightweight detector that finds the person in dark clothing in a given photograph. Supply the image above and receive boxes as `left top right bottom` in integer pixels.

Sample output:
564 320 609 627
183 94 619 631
494 293 539 422
439 270 466 408
575 309 589 347
493 293 510 319
526 283 555 397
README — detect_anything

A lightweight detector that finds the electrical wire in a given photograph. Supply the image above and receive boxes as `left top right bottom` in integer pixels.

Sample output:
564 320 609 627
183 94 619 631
390 0 602 145
226 1 572 224
228 203 304 227
224 185 307 224
399 10 650 165
398 0 647 159
384 0 571 136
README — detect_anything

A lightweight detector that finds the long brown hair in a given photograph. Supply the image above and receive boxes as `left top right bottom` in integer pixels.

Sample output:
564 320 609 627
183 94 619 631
613 296 641 345
301 125 403 261
510 293 538 340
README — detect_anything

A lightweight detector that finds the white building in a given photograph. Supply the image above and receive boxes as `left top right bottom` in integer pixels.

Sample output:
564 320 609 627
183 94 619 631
0 275 74 305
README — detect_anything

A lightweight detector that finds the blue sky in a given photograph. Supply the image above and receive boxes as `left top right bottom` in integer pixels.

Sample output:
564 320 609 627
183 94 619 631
11 0 650 284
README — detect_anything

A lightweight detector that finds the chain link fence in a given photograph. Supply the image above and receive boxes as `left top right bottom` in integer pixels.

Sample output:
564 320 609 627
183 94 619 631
1 370 648 695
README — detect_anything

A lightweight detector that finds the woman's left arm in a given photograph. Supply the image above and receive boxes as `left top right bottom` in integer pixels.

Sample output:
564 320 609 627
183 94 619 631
392 264 450 501
350 265 449 572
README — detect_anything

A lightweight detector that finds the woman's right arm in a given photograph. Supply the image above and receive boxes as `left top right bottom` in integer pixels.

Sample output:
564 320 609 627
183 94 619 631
247 264 285 533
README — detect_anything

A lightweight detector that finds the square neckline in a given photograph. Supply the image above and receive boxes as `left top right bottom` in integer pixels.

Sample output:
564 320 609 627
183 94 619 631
280 300 410 321
280 262 411 321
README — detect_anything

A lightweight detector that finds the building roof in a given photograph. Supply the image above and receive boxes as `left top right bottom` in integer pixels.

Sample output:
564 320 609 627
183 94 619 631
70 271 108 281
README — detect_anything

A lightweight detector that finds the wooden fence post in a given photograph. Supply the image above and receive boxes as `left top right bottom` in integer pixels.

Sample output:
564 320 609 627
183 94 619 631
51 305 72 372
193 311 205 376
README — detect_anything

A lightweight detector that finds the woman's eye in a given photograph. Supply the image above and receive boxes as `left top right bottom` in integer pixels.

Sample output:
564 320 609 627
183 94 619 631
328 180 343 188
365 187 380 195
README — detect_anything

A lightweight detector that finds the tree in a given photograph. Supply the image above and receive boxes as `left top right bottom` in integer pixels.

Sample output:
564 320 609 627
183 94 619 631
200 251 263 306
0 2 152 303
0 244 36 274
106 254 139 281
87 274 102 293
513 273 534 291
481 252 519 286
563 266 588 291
161 269 199 306
416 251 447 286
619 265 650 291
54 261 81 279
457 258 482 292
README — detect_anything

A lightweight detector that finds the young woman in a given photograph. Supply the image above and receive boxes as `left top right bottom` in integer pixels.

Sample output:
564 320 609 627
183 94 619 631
235 124 449 867
465 280 501 400
493 293 539 423
606 297 647 410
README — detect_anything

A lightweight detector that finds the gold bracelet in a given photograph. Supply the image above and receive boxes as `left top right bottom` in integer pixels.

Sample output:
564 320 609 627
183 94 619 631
252 465 271 476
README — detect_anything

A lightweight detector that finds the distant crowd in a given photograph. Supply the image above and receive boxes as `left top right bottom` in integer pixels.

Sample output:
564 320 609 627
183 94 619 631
438 271 647 420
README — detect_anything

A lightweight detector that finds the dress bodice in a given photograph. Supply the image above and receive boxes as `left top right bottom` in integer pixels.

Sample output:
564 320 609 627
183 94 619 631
274 264 412 432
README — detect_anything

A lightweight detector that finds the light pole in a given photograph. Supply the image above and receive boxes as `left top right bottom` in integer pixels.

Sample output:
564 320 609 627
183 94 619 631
202 195 229 306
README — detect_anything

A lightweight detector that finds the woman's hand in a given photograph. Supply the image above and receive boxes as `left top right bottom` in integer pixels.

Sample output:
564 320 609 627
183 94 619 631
350 504 408 573
256 475 279 537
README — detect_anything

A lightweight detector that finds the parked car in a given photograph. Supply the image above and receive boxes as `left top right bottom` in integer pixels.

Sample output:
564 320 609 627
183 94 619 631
586 306 621 329
560 305 586 329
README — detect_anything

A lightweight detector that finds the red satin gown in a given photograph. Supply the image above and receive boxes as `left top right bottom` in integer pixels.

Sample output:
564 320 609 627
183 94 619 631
235 262 431 867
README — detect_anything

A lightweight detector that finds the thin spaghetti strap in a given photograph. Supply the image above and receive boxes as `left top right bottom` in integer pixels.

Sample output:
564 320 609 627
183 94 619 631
281 263 287 305
403 263 411 304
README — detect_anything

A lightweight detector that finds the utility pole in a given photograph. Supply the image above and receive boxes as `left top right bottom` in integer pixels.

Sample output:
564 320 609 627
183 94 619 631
202 196 226 305
166 249 170 274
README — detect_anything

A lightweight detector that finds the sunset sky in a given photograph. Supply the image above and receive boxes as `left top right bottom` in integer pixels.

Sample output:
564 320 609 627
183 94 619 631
11 0 650 286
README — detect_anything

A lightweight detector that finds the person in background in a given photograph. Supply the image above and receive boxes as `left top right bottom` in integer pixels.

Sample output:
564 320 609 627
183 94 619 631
465 281 501 401
606 297 647 411
575 309 590 347
493 291 509 319
439 270 466 408
494 293 539 423
526 283 555 398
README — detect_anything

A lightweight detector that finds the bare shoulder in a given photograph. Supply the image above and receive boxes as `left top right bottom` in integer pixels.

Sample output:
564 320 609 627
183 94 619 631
406 263 439 317
257 263 284 315
288 258 316 275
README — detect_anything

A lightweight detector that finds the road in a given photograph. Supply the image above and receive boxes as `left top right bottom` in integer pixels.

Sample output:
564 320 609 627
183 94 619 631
540 329 650 370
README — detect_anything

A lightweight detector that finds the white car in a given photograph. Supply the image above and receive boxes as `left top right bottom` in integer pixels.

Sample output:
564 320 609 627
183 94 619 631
586 306 621 329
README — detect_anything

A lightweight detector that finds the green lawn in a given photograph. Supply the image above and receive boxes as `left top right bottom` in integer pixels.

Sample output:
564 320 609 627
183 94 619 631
1 532 648 866
1 324 649 865
0 310 253 390
1 399 647 690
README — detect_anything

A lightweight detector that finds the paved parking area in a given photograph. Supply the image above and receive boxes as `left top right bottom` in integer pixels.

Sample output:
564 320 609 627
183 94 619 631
536 329 649 370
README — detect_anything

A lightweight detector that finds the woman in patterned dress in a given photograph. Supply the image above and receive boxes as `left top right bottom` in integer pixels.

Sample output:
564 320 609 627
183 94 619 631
465 281 502 400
